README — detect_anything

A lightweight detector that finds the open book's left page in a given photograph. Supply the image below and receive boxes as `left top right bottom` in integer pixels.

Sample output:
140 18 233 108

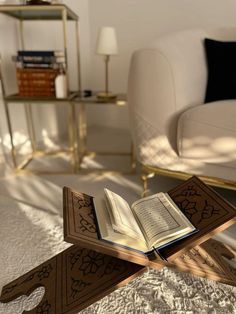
94 191 148 253
104 189 144 240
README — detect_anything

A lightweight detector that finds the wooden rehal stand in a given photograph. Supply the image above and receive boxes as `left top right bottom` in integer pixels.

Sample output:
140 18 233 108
1 176 236 313
0 245 144 313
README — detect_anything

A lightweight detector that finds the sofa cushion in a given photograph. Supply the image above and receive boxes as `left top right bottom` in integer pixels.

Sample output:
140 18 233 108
205 38 236 103
177 100 236 167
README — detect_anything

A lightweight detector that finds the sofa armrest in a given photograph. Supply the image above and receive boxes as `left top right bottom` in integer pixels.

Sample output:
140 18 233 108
128 48 179 166
177 100 236 166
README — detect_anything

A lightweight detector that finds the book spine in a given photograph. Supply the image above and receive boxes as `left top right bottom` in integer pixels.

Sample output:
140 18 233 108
19 84 56 97
19 86 55 92
152 247 167 261
16 56 55 64
17 50 64 57
17 68 59 73
17 63 56 69
18 80 55 87
19 91 55 97
17 68 59 80
17 50 55 57
14 55 65 64
15 62 65 71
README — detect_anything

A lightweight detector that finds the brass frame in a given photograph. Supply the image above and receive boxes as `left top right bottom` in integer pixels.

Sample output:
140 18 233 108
2 97 79 174
76 95 136 174
0 5 134 175
96 55 116 100
0 4 78 21
0 4 81 174
141 164 236 197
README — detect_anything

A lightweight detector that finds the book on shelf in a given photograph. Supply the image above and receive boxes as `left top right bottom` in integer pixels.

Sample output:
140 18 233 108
13 51 65 97
94 188 198 257
16 68 59 78
18 80 55 87
18 86 55 92
13 50 66 70
13 55 65 64
17 50 64 57
16 62 63 69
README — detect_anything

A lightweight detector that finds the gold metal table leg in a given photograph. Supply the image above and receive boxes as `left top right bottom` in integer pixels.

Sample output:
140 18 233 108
75 20 82 96
141 170 155 197
72 102 79 173
130 142 136 173
19 19 25 50
68 102 79 173
4 102 17 169
0 6 82 175
24 103 37 153
78 102 87 169
62 7 69 94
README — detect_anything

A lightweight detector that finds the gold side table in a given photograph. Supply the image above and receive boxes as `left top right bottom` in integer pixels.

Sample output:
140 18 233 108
0 4 81 174
73 93 136 174
1 92 79 174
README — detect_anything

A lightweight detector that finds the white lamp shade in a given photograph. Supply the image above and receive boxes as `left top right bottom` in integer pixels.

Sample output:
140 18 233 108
96 27 118 55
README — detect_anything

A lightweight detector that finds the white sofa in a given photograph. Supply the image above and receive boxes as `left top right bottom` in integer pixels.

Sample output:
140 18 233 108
128 28 236 190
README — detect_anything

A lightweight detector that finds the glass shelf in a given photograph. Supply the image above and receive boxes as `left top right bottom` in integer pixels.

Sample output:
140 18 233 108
4 92 127 106
4 91 78 103
74 93 127 106
0 4 78 21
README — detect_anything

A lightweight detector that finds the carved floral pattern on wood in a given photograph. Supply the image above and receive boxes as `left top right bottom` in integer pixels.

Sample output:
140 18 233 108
0 245 143 314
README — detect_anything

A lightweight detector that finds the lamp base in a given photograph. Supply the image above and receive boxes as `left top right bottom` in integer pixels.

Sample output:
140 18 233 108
96 92 117 101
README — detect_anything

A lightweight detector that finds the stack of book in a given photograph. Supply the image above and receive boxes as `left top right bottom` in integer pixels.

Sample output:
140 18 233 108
14 50 66 97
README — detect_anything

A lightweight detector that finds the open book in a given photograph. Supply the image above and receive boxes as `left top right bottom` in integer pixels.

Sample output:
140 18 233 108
94 189 197 256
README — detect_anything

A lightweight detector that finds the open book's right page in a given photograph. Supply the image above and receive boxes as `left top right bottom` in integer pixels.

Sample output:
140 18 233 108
131 193 196 250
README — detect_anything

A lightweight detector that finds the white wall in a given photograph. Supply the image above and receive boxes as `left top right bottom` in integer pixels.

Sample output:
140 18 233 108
89 0 236 92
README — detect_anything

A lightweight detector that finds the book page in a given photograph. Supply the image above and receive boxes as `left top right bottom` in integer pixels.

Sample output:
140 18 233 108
94 196 149 253
131 193 195 248
104 189 145 241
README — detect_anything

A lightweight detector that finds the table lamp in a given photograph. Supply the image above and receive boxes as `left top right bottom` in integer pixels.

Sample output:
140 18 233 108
96 26 118 100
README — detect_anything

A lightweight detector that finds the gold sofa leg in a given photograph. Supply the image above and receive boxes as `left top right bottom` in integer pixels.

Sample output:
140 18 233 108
141 171 155 197
141 164 236 197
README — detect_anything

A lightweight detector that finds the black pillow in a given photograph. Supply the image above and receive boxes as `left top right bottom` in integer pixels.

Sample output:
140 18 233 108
204 38 236 103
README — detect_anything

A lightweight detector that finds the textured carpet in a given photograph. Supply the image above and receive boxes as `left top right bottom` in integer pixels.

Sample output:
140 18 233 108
0 174 236 314
83 267 236 314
